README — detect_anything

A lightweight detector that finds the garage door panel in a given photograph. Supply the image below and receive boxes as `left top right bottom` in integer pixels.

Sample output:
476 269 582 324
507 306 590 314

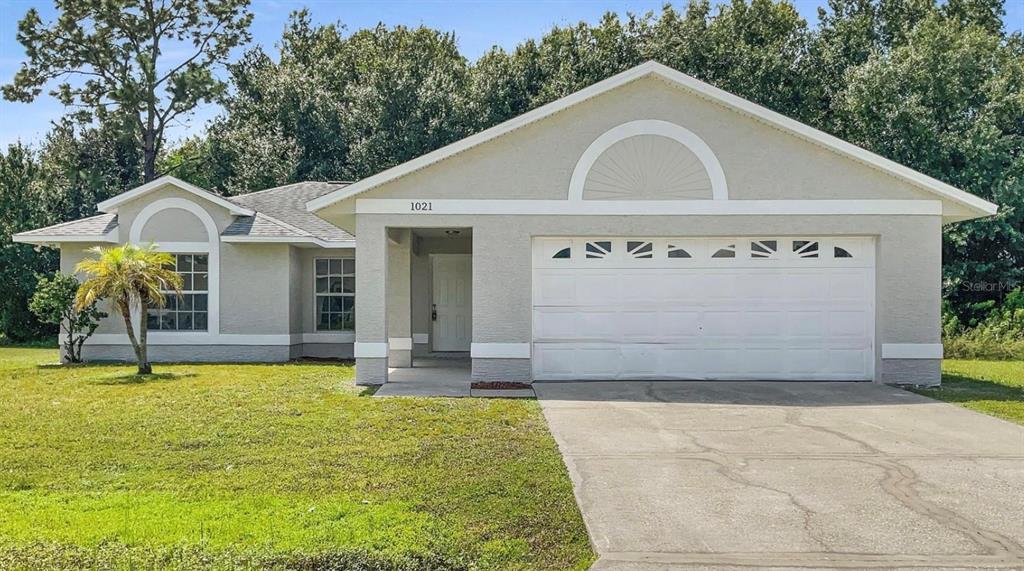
744 311 786 336
701 310 742 337
532 237 875 381
658 311 701 338
535 272 577 305
828 310 869 337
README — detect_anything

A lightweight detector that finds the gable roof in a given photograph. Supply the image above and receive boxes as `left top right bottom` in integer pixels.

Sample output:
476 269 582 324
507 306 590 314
98 175 255 216
15 180 355 247
225 181 354 243
12 213 119 244
305 61 998 221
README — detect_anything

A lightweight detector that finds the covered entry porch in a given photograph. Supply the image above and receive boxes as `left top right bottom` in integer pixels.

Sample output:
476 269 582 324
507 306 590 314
355 225 474 384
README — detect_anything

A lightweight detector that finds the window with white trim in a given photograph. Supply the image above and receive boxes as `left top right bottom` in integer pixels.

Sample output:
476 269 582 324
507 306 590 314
315 258 355 331
147 254 209 331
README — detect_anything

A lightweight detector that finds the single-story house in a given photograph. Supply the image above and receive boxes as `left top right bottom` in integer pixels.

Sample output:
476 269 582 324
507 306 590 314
15 61 997 386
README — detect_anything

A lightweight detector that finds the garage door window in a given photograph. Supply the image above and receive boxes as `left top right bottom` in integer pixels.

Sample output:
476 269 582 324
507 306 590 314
751 240 778 259
793 240 819 258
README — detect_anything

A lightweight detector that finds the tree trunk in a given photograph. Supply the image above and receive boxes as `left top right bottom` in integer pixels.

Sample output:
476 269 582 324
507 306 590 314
143 130 157 182
138 307 151 374
120 300 150 375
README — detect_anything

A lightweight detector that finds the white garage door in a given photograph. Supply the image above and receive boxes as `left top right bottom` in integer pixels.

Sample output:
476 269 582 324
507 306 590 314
532 237 875 381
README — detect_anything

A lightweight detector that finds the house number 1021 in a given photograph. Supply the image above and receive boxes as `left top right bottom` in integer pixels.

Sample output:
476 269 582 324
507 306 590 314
410 201 433 212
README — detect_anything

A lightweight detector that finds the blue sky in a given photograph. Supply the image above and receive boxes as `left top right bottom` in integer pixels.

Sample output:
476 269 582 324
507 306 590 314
1 0 1022 148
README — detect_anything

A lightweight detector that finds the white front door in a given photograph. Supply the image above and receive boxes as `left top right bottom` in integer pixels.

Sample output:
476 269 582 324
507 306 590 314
532 237 875 381
432 254 472 351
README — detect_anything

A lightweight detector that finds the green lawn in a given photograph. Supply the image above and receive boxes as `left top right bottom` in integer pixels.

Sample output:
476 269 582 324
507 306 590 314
0 348 594 571
911 360 1024 425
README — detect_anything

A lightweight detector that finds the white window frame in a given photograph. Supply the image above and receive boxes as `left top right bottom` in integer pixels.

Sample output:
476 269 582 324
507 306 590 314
313 256 356 332
148 252 210 332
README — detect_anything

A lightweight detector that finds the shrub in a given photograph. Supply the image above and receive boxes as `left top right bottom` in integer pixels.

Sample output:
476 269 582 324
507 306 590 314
28 273 106 363
943 289 1024 360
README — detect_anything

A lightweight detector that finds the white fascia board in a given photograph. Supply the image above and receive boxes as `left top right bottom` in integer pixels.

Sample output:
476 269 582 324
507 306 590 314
12 232 119 244
356 199 943 216
220 235 356 248
98 175 254 216
306 61 997 221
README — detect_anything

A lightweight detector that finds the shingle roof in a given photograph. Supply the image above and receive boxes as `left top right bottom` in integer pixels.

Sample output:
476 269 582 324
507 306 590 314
226 182 354 242
15 180 355 246
16 213 118 237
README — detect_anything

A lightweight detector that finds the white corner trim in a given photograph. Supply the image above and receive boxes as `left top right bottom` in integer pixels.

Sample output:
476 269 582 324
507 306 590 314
388 337 413 351
99 175 253 216
881 343 944 359
471 343 531 359
413 333 430 344
568 120 727 201
129 197 220 336
306 61 996 220
356 199 942 216
354 342 389 358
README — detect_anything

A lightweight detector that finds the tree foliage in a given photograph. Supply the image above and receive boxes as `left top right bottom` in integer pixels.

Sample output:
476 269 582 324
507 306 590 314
0 143 56 342
29 272 106 362
3 0 253 181
2 0 1022 342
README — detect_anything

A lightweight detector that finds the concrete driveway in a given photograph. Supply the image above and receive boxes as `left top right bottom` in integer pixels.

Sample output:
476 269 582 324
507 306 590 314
535 381 1024 570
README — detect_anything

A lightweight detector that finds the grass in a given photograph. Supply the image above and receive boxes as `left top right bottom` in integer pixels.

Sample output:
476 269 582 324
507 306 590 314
910 360 1024 425
0 348 594 570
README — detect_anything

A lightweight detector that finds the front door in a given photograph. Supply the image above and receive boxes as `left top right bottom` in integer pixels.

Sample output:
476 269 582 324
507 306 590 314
432 254 472 351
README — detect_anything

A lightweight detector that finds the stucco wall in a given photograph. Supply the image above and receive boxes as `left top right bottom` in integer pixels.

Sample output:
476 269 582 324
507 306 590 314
139 207 208 242
323 76 935 209
348 213 942 383
59 186 357 361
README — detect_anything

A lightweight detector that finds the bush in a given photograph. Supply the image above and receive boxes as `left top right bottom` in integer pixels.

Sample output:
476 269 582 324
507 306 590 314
943 289 1024 360
28 273 105 363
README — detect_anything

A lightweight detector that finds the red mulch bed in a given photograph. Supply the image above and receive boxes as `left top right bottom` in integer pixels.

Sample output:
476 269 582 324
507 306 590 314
470 381 533 390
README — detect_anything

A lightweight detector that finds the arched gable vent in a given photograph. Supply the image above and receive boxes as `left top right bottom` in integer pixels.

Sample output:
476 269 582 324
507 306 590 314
568 120 728 201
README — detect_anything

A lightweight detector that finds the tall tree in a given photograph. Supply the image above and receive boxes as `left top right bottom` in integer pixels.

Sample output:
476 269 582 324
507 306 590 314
836 15 1024 318
3 0 253 181
0 143 56 341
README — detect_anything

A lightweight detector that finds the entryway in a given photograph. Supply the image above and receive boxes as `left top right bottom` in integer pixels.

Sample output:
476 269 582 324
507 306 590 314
431 253 471 352
375 357 472 397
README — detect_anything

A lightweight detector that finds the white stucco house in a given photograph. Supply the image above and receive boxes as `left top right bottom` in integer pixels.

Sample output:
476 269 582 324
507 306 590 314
15 62 998 386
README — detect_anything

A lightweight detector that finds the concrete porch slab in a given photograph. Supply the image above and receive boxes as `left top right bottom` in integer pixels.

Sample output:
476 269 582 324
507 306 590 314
373 357 472 397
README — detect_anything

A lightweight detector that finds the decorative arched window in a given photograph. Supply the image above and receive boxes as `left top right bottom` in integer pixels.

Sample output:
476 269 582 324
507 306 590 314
834 246 853 258
793 240 819 258
627 241 653 258
667 244 692 258
751 240 778 259
586 241 612 259
552 247 571 259
712 244 737 258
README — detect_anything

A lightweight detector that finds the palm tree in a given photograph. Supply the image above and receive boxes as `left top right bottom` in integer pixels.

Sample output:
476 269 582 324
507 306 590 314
75 244 183 374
